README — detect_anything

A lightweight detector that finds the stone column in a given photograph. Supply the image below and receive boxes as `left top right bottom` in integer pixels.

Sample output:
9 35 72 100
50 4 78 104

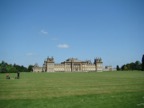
64 62 66 72
71 62 73 72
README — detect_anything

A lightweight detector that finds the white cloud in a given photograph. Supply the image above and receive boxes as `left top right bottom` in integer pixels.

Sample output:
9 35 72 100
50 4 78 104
26 53 33 56
41 30 48 35
57 44 69 48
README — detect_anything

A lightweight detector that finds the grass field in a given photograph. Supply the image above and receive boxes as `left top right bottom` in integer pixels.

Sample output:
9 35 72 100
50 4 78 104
0 71 144 108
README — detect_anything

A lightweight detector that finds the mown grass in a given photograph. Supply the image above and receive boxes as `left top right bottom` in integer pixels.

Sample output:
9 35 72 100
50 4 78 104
0 71 144 108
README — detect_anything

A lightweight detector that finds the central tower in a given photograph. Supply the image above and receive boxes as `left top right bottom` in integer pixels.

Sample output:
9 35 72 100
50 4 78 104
94 58 103 72
46 57 54 72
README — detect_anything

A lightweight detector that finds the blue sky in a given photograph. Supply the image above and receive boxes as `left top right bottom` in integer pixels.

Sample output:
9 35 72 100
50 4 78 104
0 0 144 67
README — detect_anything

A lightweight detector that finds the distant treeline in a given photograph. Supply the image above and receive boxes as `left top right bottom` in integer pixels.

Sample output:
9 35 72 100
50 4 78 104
117 55 144 71
0 61 33 73
117 61 142 71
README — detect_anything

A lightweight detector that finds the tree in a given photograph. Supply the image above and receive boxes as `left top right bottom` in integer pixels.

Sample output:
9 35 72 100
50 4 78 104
28 65 33 72
126 63 131 70
0 66 7 73
13 64 28 72
0 61 29 73
121 65 128 71
8 67 17 73
116 65 120 71
128 62 134 70
142 54 144 71
135 61 141 70
120 60 142 71
0 61 8 73
121 65 125 70
124 65 128 70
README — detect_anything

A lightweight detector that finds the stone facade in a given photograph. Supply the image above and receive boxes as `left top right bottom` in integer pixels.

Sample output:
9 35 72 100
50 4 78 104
32 63 43 72
33 57 103 72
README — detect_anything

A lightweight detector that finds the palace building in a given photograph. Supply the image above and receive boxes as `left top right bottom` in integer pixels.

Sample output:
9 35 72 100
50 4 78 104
33 57 103 72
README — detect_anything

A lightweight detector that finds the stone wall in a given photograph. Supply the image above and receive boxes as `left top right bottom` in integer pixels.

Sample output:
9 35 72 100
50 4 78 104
83 64 96 71
96 63 103 72
51 64 97 72
33 67 43 72
33 57 104 72
65 64 71 72
54 64 65 72
33 64 103 72
46 63 54 72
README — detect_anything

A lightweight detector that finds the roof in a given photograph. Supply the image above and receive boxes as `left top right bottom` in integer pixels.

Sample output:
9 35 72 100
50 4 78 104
61 58 85 63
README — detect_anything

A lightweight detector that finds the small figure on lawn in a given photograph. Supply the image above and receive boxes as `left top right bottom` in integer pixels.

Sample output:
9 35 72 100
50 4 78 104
15 71 20 79
6 74 10 79
17 71 20 79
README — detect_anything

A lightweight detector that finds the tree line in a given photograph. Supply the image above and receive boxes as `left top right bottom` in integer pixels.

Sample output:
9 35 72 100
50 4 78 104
0 61 33 73
117 55 144 71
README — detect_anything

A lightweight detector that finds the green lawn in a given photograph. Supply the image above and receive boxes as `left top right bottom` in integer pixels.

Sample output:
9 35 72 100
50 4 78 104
0 71 144 108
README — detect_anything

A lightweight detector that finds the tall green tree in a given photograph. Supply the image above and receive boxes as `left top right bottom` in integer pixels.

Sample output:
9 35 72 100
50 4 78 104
8 66 17 73
0 61 8 73
135 61 141 70
13 64 28 72
116 65 120 71
121 65 127 70
129 62 135 70
142 54 144 71
28 65 33 72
